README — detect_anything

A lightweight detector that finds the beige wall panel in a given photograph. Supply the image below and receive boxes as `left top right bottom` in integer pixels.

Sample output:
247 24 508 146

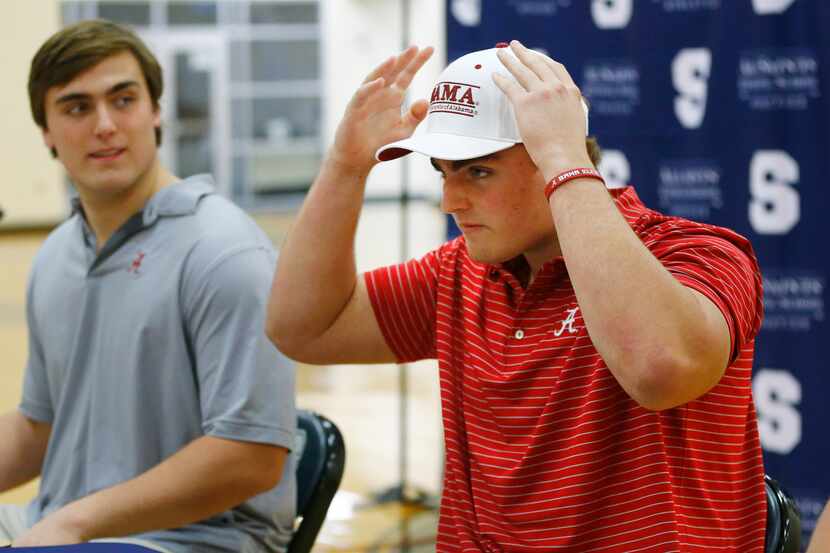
0 0 67 229
0 233 44 505
0 0 63 506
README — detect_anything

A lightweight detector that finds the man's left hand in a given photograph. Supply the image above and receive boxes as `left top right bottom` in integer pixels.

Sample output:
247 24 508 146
492 40 594 181
12 511 84 547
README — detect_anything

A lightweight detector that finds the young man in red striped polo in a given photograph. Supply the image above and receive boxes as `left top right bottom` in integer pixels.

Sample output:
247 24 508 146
267 41 766 552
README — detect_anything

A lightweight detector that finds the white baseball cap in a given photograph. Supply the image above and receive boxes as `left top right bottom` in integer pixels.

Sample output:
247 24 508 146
376 43 589 162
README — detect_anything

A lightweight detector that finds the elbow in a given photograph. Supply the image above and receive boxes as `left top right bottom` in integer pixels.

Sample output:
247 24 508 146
265 318 286 353
239 471 282 499
621 350 722 411
266 319 330 364
259 447 288 491
628 380 686 412
264 311 287 352
243 449 287 496
264 295 304 359
625 365 688 411
265 318 305 362
254 466 283 494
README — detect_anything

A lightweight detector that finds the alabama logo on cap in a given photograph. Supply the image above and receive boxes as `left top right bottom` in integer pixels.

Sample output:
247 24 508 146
429 81 479 117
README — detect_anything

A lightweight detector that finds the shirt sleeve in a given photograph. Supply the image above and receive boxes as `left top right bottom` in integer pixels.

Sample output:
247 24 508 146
19 265 54 424
643 219 764 360
183 244 295 450
364 247 443 363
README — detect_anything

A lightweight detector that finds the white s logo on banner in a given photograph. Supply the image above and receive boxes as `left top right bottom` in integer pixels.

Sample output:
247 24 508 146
753 369 802 454
749 150 801 234
590 0 633 29
451 0 481 26
672 48 711 129
597 150 630 189
751 0 797 15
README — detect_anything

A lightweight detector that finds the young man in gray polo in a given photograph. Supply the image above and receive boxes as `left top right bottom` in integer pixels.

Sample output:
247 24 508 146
0 20 296 552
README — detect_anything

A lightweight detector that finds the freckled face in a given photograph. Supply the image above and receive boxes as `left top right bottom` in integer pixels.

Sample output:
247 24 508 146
433 145 557 266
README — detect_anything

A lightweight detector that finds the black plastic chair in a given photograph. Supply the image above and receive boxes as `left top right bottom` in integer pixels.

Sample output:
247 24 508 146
765 474 801 553
287 410 346 553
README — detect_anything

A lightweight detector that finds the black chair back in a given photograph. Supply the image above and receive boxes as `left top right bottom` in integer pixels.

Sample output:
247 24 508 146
765 474 801 553
288 410 346 553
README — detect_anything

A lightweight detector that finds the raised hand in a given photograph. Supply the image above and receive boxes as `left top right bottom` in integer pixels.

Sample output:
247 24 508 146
492 40 593 181
330 46 434 174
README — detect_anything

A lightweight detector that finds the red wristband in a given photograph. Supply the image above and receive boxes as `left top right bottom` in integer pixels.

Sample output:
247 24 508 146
544 167 605 200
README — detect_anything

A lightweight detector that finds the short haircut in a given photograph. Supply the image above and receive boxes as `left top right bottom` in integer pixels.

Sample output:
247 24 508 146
586 137 602 167
28 19 164 146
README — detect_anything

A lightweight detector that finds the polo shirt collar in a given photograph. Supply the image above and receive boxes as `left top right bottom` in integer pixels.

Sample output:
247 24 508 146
71 174 216 272
610 185 648 227
141 173 215 225
69 173 215 221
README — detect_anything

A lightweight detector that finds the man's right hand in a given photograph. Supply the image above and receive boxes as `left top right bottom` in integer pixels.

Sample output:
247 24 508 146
329 46 434 175
267 47 433 366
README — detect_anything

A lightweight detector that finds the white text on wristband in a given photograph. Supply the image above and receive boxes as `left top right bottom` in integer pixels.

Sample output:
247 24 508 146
544 168 605 200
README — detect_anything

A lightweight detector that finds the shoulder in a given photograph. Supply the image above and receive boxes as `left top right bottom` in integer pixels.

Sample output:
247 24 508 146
368 237 471 292
185 182 270 240
146 181 276 296
154 175 272 252
635 209 757 263
616 187 756 259
29 215 82 276
167 186 276 273
195 196 272 247
35 214 80 252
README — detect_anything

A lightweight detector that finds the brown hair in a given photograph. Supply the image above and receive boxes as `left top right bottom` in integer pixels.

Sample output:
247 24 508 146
586 137 602 167
583 96 602 167
28 19 164 149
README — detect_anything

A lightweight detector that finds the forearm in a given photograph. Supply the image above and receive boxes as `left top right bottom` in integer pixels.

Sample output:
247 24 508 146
267 154 368 355
49 435 284 541
807 501 830 553
488 41 730 408
548 177 728 409
0 410 50 492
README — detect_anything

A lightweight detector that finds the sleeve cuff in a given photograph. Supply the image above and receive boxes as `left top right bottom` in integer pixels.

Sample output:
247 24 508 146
203 419 295 450
673 273 738 360
19 401 53 424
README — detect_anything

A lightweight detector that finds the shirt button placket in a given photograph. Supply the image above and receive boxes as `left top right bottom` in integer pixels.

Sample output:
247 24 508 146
483 540 502 553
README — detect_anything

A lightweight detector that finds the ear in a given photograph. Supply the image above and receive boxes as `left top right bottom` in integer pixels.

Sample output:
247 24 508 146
41 126 54 151
152 103 161 128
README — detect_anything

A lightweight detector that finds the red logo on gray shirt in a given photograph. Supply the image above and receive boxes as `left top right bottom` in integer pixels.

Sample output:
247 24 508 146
128 251 146 274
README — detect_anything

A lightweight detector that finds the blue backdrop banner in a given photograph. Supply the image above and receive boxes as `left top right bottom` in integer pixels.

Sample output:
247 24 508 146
446 0 828 546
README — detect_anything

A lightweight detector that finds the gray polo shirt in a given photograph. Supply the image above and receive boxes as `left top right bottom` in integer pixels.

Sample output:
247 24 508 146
20 175 296 553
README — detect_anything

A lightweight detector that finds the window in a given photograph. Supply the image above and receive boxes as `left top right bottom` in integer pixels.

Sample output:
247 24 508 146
168 2 217 25
97 2 151 25
61 0 322 210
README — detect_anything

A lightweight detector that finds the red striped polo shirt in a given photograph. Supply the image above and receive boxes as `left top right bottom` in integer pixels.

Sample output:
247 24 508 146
365 187 766 553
